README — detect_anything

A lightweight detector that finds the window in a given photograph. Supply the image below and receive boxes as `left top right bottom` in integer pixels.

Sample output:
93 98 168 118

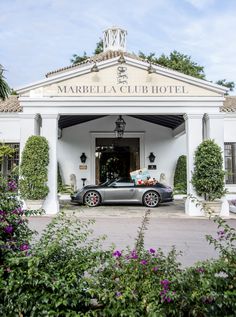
0 143 20 177
224 142 236 184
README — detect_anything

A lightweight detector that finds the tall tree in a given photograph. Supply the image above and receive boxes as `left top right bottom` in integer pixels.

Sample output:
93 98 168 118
0 65 11 100
215 79 235 94
93 39 103 55
139 50 206 79
70 52 88 65
71 39 103 65
71 43 235 91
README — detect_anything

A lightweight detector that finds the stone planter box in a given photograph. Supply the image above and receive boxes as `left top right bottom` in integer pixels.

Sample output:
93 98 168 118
25 200 44 210
202 200 222 215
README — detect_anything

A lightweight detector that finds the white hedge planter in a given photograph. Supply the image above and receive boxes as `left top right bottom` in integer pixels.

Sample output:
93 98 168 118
25 200 44 210
229 205 236 214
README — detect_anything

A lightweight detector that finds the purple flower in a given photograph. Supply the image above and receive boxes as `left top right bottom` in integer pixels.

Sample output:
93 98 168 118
4 225 14 234
0 210 5 216
8 180 17 191
196 267 205 274
130 250 138 259
149 248 156 254
115 291 122 297
153 266 158 271
113 250 122 257
140 260 148 265
20 244 30 251
160 279 170 287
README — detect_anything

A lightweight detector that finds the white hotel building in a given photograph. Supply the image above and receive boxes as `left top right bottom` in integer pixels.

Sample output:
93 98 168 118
0 27 236 216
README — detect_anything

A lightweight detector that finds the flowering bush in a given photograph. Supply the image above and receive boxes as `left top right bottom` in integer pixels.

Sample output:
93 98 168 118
0 176 41 265
0 206 235 316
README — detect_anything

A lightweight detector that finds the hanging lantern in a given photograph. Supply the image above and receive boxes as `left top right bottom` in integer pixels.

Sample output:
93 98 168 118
114 115 126 138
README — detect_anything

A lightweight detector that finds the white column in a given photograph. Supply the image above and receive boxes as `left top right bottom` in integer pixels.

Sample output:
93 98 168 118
204 113 229 217
41 114 59 215
184 114 204 216
20 114 40 157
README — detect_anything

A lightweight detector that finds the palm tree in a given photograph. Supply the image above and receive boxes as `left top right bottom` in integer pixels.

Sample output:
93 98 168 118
0 64 11 100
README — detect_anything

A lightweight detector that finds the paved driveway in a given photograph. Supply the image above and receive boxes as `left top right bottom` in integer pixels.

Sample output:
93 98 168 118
28 201 236 267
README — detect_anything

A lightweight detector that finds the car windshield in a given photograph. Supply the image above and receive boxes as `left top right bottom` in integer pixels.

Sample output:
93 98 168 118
100 179 117 186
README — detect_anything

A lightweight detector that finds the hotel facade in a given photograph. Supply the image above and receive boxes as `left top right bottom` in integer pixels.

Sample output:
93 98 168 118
1 27 236 216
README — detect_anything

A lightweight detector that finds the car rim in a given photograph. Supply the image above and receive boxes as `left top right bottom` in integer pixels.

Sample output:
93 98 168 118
144 192 159 207
85 191 100 207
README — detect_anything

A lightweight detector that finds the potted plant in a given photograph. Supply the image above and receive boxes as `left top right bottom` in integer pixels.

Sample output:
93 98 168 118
191 139 226 214
19 136 49 209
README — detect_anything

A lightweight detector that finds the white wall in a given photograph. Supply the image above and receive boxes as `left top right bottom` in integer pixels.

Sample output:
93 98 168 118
58 116 186 189
0 116 20 142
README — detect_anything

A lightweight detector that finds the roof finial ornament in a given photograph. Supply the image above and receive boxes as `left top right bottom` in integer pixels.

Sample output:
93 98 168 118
103 27 127 52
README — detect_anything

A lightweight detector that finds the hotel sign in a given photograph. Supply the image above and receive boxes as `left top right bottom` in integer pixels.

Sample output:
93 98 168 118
57 84 188 95
55 65 190 96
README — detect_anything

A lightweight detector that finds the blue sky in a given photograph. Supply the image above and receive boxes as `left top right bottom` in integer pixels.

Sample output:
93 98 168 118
0 0 236 91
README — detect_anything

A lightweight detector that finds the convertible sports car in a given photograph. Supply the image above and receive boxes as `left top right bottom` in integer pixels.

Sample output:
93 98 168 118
71 178 173 207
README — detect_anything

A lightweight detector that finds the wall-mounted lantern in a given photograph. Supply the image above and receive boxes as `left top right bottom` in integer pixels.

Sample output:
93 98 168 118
148 152 156 163
80 152 87 163
91 63 99 72
147 62 155 74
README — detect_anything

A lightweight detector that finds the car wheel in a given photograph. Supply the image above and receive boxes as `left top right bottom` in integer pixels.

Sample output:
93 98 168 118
84 191 101 207
143 191 160 207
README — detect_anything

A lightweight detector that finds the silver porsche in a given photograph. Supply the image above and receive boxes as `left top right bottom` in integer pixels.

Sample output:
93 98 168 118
71 178 173 207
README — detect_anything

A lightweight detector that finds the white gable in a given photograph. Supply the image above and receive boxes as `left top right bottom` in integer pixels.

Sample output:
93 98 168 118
18 57 226 98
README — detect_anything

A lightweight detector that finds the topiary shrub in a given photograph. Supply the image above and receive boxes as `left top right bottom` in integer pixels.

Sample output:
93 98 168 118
174 155 187 193
191 139 226 201
19 136 49 200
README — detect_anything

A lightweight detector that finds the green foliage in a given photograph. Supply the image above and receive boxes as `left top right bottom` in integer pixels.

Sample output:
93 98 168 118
0 206 235 316
139 50 206 79
0 176 40 266
94 38 103 55
57 162 63 193
70 51 88 64
0 65 11 101
0 143 15 162
174 155 187 193
19 136 49 200
192 140 226 201
215 79 235 94
71 39 104 65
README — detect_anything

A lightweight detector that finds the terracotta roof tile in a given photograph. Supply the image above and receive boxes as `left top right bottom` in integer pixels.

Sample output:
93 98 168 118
0 95 22 112
220 96 236 112
45 50 143 77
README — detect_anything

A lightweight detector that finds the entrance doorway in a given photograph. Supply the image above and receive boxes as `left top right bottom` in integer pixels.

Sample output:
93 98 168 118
95 138 140 184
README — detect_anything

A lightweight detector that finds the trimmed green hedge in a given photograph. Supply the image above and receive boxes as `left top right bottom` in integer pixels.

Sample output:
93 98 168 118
174 155 187 193
192 139 225 201
19 136 49 200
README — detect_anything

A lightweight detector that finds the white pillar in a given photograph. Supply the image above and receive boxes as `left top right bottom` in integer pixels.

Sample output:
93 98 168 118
41 114 59 215
204 114 229 217
184 114 204 216
20 114 40 156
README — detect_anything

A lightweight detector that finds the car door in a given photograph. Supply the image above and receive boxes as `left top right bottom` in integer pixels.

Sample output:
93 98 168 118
104 180 136 202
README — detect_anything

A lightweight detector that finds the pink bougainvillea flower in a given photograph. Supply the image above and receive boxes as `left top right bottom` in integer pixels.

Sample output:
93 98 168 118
4 225 14 234
20 244 30 251
113 250 122 257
